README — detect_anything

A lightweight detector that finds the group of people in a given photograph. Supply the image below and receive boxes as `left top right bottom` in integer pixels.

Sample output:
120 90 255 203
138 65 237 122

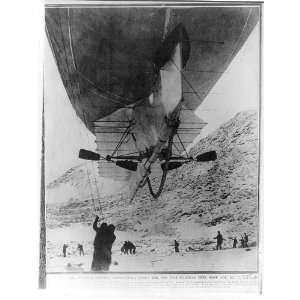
62 218 251 272
62 243 84 257
61 216 116 271
214 231 249 250
121 241 136 254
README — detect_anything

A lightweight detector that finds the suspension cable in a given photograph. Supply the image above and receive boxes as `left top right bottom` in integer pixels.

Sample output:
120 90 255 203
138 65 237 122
172 141 181 155
176 133 189 158
57 12 102 216
111 122 133 157
170 58 203 104
82 111 104 217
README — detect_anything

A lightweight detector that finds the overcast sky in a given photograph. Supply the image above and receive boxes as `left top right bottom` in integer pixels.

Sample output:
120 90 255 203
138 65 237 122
196 23 260 138
44 23 260 184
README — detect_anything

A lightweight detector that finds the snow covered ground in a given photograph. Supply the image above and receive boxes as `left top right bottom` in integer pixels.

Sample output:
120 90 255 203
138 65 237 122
47 224 257 273
46 110 259 273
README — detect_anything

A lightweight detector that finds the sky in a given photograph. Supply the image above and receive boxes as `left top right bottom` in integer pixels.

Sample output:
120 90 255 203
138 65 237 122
44 23 260 184
44 40 96 183
196 24 260 139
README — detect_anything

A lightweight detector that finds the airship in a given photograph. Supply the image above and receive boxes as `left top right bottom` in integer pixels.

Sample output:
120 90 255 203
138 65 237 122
45 4 259 200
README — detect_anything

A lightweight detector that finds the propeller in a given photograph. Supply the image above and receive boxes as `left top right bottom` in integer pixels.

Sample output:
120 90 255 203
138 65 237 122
116 160 138 171
161 161 183 171
79 149 100 161
195 150 217 162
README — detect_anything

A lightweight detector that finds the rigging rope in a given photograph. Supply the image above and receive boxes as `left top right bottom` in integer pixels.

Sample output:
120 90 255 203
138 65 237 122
46 16 100 215
57 11 102 215
111 122 133 157
82 111 104 218
58 9 104 217
62 8 104 218
67 8 77 71
170 57 203 105
76 69 133 107
172 140 181 155
58 10 78 103
176 133 189 158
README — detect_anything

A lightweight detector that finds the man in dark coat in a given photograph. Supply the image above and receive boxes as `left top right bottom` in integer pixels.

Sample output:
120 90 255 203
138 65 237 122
244 233 249 248
174 240 179 253
91 216 116 271
240 236 245 248
124 241 129 254
77 244 84 256
121 242 126 254
214 231 225 250
62 244 68 257
233 237 238 248
127 241 136 254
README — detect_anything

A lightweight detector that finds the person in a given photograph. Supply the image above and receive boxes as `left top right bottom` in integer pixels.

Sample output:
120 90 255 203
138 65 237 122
91 216 116 271
121 241 136 255
62 244 68 257
77 243 84 256
233 237 237 248
123 241 129 254
244 233 249 248
240 236 245 248
121 242 126 254
127 241 136 254
174 240 179 253
214 231 225 250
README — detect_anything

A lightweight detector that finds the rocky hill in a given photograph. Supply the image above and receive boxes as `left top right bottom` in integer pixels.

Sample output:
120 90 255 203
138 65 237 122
46 110 259 249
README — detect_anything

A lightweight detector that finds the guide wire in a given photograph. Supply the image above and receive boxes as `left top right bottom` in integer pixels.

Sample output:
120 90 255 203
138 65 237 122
176 133 189 158
82 111 104 218
55 12 102 216
111 122 133 157
170 58 203 105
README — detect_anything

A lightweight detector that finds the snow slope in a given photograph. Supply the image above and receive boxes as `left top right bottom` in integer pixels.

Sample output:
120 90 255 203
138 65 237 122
45 110 259 271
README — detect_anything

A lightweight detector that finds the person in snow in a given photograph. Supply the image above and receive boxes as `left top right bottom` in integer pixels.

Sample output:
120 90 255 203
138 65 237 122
77 243 84 256
121 242 127 254
214 231 225 250
233 237 238 248
127 241 136 254
62 244 68 257
244 233 249 248
121 241 136 255
91 216 116 271
174 240 179 253
240 236 245 248
121 241 129 254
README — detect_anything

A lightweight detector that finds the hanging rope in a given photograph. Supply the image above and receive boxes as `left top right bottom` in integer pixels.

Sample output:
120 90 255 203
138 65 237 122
82 111 104 218
55 11 101 216
172 141 181 155
64 9 103 215
170 57 203 104
76 69 133 107
65 8 105 218
176 133 189 158
111 122 133 157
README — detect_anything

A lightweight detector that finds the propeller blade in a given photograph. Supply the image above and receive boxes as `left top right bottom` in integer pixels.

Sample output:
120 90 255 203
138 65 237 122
161 161 183 171
79 149 100 161
196 151 217 162
116 160 138 171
